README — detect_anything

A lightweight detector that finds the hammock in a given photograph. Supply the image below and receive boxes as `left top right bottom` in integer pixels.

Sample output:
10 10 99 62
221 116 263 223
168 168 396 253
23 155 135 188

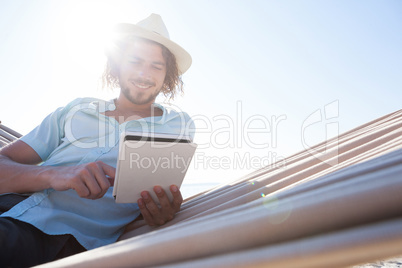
1 110 401 267
0 122 22 146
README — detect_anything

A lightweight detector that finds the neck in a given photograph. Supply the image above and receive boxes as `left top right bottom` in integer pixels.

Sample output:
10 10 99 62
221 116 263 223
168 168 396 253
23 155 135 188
114 94 162 119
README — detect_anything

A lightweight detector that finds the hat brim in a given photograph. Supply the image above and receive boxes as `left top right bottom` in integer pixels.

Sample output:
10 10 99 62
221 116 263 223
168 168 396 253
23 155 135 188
113 23 192 75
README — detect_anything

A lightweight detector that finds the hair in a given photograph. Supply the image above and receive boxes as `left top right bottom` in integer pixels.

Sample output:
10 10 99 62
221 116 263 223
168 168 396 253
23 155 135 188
101 37 184 101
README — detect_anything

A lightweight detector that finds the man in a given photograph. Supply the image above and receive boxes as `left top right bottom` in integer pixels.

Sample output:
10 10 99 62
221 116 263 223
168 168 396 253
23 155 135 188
0 13 194 267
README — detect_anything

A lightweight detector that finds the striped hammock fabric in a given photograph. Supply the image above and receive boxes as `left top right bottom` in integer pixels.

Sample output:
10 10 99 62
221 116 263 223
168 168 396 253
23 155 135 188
1 110 401 268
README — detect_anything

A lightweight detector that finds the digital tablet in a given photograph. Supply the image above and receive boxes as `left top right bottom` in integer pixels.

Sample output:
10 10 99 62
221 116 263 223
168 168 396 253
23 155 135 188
113 131 197 204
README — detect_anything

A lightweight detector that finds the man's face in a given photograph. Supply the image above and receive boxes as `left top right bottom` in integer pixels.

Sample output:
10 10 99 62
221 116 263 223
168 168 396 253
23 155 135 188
118 39 167 106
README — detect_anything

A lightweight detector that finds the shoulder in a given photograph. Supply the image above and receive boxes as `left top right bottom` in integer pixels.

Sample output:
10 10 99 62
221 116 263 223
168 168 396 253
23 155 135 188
59 97 113 115
155 103 192 123
155 103 195 140
64 97 109 109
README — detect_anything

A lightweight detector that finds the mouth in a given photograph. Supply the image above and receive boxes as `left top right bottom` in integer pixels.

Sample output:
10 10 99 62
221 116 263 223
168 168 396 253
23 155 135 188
131 79 155 90
133 82 151 89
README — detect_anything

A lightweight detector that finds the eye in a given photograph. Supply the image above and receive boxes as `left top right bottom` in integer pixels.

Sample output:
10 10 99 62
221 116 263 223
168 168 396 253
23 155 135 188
152 65 164 71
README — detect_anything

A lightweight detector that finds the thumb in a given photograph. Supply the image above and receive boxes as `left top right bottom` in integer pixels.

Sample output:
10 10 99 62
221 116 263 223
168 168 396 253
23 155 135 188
99 162 116 186
107 176 115 186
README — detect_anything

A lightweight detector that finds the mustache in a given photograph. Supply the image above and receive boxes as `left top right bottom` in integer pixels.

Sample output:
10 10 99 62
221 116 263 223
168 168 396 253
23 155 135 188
131 78 155 87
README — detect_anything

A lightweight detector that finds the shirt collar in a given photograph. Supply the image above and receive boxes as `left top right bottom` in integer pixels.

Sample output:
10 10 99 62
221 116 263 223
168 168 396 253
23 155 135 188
96 99 116 113
86 99 180 125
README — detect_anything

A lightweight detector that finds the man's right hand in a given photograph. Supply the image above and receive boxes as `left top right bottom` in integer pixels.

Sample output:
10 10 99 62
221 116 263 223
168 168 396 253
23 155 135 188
48 161 115 199
0 140 115 199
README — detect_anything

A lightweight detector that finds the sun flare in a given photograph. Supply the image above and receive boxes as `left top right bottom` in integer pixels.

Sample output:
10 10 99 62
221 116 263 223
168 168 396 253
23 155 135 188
51 2 146 100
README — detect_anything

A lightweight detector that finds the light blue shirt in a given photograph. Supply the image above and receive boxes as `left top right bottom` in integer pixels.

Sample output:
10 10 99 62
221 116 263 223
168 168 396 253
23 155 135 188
1 97 195 250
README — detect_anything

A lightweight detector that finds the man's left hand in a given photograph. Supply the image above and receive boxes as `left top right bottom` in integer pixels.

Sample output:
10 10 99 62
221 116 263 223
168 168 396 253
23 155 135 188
137 185 183 227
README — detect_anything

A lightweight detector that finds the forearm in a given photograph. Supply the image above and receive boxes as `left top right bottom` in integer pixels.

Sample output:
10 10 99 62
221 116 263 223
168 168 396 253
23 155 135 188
0 155 53 194
0 140 116 199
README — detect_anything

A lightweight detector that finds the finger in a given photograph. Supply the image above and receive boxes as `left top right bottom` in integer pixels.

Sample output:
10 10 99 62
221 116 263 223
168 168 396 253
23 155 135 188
137 198 156 226
64 168 91 198
99 161 116 186
99 161 116 180
170 185 183 212
141 191 160 215
86 162 110 198
92 162 113 193
141 191 168 226
71 167 100 198
70 179 90 198
154 186 173 211
107 176 115 186
154 186 175 222
81 173 102 199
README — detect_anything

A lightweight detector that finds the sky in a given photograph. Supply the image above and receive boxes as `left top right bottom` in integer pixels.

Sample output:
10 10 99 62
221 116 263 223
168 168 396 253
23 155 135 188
0 0 401 185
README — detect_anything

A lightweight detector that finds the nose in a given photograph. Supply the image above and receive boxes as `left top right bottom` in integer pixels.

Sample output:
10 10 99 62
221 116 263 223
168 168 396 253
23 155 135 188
135 67 154 85
137 64 152 78
138 70 151 81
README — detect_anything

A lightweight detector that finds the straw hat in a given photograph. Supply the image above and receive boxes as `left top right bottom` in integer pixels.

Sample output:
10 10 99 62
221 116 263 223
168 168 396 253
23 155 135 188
112 14 192 75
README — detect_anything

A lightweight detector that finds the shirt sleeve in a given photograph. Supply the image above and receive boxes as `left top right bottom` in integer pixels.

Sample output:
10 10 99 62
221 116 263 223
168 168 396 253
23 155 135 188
19 98 83 161
19 107 65 161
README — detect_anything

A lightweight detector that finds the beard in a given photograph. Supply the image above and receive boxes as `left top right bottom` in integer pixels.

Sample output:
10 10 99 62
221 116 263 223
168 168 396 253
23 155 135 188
120 84 161 105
